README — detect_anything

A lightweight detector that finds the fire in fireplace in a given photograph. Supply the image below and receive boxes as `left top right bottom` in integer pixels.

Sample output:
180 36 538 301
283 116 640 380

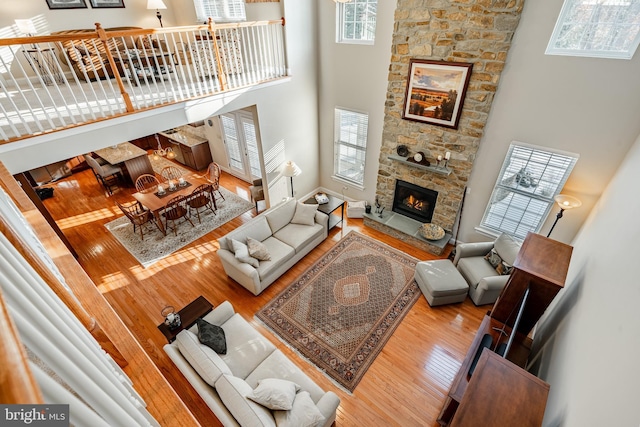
392 180 438 223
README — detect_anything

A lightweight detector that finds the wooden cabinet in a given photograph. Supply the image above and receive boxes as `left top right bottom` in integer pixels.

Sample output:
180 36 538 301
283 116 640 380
180 142 212 171
130 135 155 150
438 233 572 426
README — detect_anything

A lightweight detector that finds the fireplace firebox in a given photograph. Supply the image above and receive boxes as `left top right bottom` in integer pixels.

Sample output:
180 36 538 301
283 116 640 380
392 180 438 223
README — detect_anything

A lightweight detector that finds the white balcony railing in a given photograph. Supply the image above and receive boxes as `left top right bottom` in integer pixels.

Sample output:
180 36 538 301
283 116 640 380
0 19 287 143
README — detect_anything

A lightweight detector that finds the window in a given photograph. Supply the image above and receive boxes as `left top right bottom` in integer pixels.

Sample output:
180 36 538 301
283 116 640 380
337 0 377 44
193 0 246 23
334 108 369 187
480 143 578 240
546 0 640 59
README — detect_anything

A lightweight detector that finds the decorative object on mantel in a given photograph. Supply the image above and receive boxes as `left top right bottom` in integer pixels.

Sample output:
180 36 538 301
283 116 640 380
388 155 451 176
402 59 473 129
407 151 431 166
46 0 87 9
419 223 446 241
396 144 409 157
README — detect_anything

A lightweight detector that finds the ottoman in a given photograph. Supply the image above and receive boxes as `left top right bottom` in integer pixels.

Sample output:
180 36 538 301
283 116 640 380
414 259 469 307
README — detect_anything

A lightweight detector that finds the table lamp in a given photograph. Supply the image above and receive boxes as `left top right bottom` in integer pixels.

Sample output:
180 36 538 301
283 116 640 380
546 194 582 238
147 0 167 28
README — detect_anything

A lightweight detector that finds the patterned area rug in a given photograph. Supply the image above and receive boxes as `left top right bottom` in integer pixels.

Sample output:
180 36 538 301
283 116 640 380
105 187 253 267
256 231 420 392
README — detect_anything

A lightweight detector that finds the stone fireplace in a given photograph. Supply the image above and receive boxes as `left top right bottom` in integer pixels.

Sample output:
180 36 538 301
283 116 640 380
362 0 523 255
393 180 438 223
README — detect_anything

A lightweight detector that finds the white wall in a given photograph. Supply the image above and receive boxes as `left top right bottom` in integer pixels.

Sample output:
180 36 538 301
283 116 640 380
458 0 640 245
530 130 640 426
316 0 396 202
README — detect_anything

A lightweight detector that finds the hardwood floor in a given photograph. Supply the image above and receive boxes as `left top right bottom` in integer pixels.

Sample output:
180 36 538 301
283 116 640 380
42 165 486 427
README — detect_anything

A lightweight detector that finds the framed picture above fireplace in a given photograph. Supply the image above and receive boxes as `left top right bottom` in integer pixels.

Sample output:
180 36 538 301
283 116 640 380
402 59 473 129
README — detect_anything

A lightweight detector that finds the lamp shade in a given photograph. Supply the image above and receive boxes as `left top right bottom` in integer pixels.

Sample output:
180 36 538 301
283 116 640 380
554 194 581 210
147 0 167 10
281 161 301 178
15 19 37 36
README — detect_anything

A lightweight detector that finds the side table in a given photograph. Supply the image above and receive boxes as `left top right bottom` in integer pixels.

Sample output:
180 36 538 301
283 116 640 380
23 47 65 85
304 194 345 230
157 296 213 343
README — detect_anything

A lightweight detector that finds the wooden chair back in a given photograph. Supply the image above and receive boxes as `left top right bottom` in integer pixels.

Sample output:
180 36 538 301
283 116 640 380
161 166 183 182
135 174 160 192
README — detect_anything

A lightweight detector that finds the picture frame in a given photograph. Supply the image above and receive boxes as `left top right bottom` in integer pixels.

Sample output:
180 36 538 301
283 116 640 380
45 0 88 9
402 59 473 129
89 0 125 8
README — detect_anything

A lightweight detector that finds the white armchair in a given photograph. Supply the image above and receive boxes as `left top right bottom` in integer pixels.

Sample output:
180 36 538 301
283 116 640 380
453 233 521 306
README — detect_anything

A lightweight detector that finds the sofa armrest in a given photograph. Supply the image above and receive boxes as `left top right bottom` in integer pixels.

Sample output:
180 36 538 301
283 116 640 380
453 241 495 265
316 391 340 427
217 249 262 295
314 211 329 236
200 301 235 327
478 275 510 292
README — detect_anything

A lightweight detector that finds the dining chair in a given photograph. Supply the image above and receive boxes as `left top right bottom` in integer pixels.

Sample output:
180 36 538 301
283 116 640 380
135 174 160 192
206 162 225 202
249 178 265 212
84 154 122 195
116 200 159 240
162 194 194 236
161 166 184 182
187 184 216 223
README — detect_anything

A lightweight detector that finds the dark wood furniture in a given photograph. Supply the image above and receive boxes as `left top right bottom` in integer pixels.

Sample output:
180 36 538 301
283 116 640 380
180 141 213 171
450 350 550 427
157 296 214 343
94 142 154 186
438 232 572 426
304 194 345 229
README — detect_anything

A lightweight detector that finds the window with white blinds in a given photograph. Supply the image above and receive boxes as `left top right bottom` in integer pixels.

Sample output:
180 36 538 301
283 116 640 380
334 108 368 187
337 0 377 44
546 0 640 59
193 0 246 23
480 143 578 239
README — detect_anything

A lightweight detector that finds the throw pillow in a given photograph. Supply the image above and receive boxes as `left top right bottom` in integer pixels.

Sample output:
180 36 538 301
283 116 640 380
247 237 271 261
484 249 512 276
273 391 325 427
232 239 260 268
291 203 318 226
247 378 301 410
216 375 276 427
196 318 227 355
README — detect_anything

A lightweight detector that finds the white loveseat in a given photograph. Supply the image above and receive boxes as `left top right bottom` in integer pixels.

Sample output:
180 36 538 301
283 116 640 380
217 198 328 295
164 301 340 427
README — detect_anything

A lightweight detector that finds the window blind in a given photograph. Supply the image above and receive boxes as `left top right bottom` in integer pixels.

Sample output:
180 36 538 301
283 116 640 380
334 108 368 186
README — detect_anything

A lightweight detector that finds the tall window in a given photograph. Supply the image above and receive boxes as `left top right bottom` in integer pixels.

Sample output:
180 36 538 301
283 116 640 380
334 108 368 188
480 143 578 240
546 0 640 59
193 0 246 23
337 0 377 44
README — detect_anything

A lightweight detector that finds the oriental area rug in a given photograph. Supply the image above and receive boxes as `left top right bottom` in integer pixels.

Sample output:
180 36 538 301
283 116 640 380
256 231 421 392
105 187 253 268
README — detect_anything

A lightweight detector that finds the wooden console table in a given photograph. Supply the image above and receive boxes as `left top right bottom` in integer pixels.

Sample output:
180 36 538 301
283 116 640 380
450 350 549 427
157 296 213 343
438 232 572 426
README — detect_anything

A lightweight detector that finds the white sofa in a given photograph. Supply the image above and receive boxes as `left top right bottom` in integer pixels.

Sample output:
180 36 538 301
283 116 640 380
217 198 328 295
164 301 340 427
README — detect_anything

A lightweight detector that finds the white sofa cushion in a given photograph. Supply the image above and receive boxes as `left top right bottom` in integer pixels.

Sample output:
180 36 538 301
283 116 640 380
219 216 273 252
265 198 297 233
255 237 296 280
216 374 276 427
273 223 324 254
290 202 318 226
493 233 521 266
247 378 300 410
245 350 326 403
273 391 325 427
220 313 276 379
175 329 231 386
232 239 260 268
457 256 500 289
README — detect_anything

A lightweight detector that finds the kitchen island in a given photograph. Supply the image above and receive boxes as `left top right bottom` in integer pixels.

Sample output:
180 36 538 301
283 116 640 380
157 125 213 171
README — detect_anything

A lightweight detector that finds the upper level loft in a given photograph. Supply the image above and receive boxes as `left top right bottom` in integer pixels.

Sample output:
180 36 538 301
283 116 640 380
0 19 287 144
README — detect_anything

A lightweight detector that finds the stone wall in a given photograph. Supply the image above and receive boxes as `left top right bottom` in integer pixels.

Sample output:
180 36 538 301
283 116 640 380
376 0 525 233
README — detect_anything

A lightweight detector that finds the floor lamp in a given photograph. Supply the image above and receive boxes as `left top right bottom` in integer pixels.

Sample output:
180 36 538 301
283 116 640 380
547 194 582 238
281 161 301 198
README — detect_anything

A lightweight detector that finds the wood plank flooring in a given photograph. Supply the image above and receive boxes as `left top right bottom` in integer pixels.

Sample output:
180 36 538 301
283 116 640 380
42 164 486 427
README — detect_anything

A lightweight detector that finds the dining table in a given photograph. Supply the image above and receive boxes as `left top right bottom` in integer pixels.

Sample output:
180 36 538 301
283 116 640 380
132 174 212 235
94 142 154 185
